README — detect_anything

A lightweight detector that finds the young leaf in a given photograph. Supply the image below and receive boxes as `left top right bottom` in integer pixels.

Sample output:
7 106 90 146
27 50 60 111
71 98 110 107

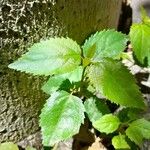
82 29 128 61
42 77 71 95
0 142 19 150
126 119 150 146
112 134 130 149
93 114 120 134
39 91 85 146
8 38 81 75
42 66 83 94
87 58 146 109
84 97 110 123
130 24 150 66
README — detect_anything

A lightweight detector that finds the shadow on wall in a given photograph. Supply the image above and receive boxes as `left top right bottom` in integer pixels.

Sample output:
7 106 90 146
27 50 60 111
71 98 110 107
118 1 132 34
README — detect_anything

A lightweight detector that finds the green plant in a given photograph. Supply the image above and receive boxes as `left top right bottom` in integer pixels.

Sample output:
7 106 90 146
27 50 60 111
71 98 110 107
130 7 150 67
8 9 150 150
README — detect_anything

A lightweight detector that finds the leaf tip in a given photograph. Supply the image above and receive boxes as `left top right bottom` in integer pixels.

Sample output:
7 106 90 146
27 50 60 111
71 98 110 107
8 62 18 70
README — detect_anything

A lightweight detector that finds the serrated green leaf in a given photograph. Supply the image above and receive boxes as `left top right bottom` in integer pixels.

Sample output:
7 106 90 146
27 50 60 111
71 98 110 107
82 29 128 61
42 66 83 94
127 108 142 121
130 24 150 66
87 58 146 109
0 142 19 150
117 108 142 123
62 66 83 83
39 91 85 146
112 134 130 149
8 37 81 75
84 97 110 123
93 114 120 134
126 125 143 146
117 108 130 123
42 76 67 94
126 119 150 146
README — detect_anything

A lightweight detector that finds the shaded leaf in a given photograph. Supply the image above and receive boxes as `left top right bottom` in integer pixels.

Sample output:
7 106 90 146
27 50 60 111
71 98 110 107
112 134 130 149
126 119 150 146
42 76 68 94
130 23 150 66
84 97 110 122
127 109 142 121
117 108 142 122
82 29 128 61
87 59 146 109
9 38 81 75
93 114 120 134
39 91 85 146
42 66 83 94
117 108 131 123
126 126 142 146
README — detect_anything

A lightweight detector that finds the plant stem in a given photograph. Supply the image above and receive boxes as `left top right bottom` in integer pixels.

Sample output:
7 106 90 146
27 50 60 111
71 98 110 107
80 67 86 96
81 67 86 83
